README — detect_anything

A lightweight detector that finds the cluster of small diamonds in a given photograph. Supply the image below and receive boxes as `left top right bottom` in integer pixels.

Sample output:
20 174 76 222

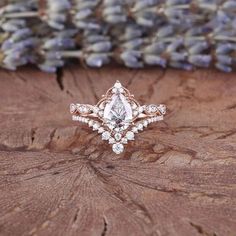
146 104 166 115
72 114 164 154
70 103 91 114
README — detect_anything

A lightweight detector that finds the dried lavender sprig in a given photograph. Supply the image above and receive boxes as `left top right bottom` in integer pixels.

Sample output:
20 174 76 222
0 0 236 72
1 0 236 29
0 26 38 70
56 21 236 72
38 29 78 72
1 21 236 72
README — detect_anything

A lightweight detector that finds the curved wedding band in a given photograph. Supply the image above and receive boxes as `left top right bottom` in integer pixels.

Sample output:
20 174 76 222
70 81 166 154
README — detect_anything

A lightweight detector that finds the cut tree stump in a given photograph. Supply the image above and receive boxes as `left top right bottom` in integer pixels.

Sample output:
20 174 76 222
0 66 236 236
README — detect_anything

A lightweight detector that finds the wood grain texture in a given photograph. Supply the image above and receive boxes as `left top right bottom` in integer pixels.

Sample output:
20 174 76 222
0 66 236 236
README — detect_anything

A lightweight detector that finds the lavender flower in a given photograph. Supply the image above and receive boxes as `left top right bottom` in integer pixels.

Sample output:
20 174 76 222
0 0 236 72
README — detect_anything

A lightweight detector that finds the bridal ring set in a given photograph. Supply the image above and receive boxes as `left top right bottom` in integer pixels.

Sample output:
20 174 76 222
70 81 166 154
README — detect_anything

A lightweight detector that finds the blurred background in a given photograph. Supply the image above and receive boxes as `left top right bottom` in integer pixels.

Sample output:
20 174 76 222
0 1 236 236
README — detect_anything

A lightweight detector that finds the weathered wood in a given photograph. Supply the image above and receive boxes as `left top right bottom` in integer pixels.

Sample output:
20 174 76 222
0 66 236 236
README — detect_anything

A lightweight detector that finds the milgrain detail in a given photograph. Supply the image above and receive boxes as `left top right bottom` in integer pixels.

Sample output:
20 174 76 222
0 67 235 235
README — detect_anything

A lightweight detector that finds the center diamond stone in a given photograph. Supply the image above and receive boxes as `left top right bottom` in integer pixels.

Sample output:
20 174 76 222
103 93 132 126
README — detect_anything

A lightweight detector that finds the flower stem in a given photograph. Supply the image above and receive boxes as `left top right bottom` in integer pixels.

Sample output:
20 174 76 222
61 51 83 58
4 11 38 19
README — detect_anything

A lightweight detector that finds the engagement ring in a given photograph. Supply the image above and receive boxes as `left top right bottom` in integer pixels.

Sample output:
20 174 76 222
70 81 166 154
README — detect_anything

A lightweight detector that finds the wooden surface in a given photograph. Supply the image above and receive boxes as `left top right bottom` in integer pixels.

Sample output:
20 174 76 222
0 66 236 236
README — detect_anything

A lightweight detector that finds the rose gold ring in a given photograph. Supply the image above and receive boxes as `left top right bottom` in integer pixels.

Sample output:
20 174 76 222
70 81 166 154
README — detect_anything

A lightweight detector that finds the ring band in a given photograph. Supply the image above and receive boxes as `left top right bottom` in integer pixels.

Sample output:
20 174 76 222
70 81 166 154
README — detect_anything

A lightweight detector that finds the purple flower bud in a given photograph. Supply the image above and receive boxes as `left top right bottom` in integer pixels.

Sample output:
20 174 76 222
10 28 32 42
157 25 174 38
170 61 193 71
75 9 93 20
144 55 167 67
48 20 64 30
121 51 139 64
124 60 143 68
39 64 57 73
75 21 100 30
215 63 232 72
105 14 127 24
45 52 62 60
103 6 122 15
217 10 231 24
133 0 158 12
216 55 232 65
1 40 13 51
86 54 109 67
170 52 187 61
123 27 143 40
90 41 112 52
166 38 184 52
216 43 233 54
222 1 236 10
144 42 166 54
189 55 212 67
189 42 209 54
123 38 143 49
136 16 154 27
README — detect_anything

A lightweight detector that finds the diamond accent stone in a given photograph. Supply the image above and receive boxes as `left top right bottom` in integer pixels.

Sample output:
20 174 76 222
78 104 89 113
92 123 100 130
112 143 124 154
132 103 137 109
114 81 122 88
158 104 166 115
98 127 104 133
93 106 99 114
132 127 138 133
107 123 115 130
70 104 76 113
98 110 104 117
112 81 124 93
143 120 148 127
137 123 143 131
121 138 127 144
109 138 115 144
114 133 122 141
126 131 134 140
133 110 138 116
138 106 144 113
88 120 94 127
147 104 158 113
102 131 110 140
